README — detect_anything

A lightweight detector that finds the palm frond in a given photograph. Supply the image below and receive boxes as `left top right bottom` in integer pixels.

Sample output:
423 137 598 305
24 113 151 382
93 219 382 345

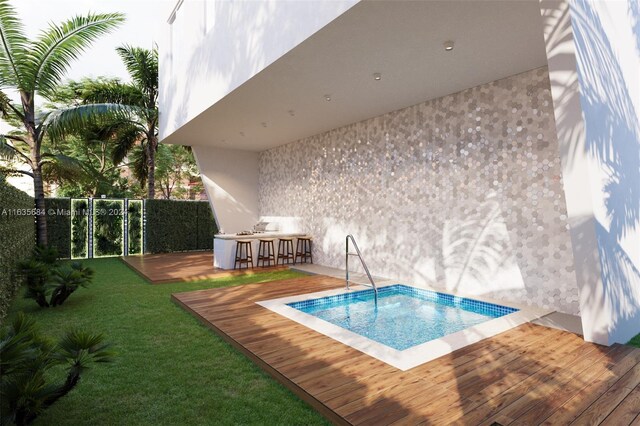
111 124 141 165
0 135 16 160
79 78 146 107
42 103 135 142
40 152 87 182
0 89 22 120
116 45 157 104
0 0 28 88
25 12 125 97
129 145 149 186
53 330 114 374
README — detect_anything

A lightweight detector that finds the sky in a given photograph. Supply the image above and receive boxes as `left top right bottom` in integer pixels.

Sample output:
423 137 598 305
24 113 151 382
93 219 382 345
15 0 172 82
4 0 173 194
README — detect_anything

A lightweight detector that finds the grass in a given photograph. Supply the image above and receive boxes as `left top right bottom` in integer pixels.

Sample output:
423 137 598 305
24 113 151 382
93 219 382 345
6 258 329 426
629 333 640 348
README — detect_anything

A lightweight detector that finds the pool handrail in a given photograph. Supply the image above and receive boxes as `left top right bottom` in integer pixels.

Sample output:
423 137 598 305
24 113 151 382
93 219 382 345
345 234 378 304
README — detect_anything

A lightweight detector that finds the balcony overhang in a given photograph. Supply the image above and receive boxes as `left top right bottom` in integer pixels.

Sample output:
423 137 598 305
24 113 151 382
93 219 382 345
162 0 548 151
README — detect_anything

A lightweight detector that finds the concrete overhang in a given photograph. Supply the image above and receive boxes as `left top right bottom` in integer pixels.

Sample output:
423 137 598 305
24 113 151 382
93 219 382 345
162 0 548 151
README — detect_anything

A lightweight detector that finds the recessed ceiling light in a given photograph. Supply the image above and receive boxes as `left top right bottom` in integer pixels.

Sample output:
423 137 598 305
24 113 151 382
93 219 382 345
324 94 331 101
373 73 382 81
443 40 454 51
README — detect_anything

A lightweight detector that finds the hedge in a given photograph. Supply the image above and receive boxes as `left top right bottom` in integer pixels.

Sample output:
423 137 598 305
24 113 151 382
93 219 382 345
44 198 71 258
0 178 35 321
145 200 217 253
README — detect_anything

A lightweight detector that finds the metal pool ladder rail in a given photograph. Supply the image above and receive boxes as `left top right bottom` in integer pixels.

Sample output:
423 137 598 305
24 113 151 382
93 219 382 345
345 234 378 303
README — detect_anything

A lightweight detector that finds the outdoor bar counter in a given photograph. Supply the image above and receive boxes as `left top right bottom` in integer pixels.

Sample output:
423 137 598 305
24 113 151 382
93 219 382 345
213 232 307 269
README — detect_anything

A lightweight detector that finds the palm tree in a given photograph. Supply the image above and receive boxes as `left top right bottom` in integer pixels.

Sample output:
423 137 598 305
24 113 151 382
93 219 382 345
0 0 124 245
77 46 159 198
0 313 114 425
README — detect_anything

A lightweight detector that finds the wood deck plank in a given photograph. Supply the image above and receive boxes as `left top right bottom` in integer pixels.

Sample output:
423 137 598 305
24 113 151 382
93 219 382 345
121 251 289 283
171 275 640 425
601 384 640 426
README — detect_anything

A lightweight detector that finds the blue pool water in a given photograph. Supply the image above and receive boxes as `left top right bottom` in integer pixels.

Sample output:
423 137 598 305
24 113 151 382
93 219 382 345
288 285 518 351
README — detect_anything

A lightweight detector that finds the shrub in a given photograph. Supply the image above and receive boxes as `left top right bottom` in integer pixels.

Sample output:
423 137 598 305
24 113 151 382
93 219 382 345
0 313 114 425
0 179 35 321
49 263 93 307
18 247 93 309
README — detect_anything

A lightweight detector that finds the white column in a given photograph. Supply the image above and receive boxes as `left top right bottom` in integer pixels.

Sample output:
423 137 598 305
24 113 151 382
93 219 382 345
540 0 640 345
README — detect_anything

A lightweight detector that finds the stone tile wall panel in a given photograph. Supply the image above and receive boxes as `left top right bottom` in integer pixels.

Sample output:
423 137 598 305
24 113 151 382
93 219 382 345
259 67 580 314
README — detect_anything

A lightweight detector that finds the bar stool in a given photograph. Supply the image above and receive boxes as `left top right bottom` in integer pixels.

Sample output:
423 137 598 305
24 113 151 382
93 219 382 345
295 236 313 264
257 238 276 267
277 238 295 265
234 240 253 269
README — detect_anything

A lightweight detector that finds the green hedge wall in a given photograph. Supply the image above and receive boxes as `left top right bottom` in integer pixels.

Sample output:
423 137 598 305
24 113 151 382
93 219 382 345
0 179 35 320
145 200 217 254
44 198 71 258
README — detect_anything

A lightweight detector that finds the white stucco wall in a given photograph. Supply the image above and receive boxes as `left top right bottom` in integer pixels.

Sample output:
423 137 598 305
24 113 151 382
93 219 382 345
158 0 358 141
192 146 259 234
540 0 640 344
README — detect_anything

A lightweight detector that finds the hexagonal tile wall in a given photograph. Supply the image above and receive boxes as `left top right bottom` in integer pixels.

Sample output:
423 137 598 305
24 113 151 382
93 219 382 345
259 67 579 315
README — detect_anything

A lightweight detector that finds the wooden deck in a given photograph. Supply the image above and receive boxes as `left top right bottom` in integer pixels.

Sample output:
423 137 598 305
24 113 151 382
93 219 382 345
121 251 287 283
172 275 640 425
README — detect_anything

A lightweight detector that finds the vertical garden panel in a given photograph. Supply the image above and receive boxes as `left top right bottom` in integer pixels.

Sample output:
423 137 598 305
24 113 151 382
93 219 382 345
92 199 124 257
127 200 143 255
70 198 89 259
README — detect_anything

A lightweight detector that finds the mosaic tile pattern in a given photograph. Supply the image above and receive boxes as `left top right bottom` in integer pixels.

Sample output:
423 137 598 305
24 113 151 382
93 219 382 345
259 67 580 314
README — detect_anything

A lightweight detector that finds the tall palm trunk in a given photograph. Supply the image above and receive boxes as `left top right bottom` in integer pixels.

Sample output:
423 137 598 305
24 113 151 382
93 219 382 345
33 163 48 246
23 93 48 246
147 135 156 199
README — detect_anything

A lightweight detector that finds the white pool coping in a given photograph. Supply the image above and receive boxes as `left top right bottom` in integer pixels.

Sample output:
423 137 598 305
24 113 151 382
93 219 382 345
257 283 552 371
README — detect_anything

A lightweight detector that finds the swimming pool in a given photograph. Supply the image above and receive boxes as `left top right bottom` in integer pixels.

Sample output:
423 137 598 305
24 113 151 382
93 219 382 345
258 283 546 370
287 285 518 350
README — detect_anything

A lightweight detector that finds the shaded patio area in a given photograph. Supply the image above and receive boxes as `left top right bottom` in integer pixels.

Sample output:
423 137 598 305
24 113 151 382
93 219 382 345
121 251 287 283
173 275 640 425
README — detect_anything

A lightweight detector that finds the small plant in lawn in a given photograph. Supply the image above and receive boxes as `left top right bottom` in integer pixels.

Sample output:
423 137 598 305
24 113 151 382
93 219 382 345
17 247 94 308
17 259 50 308
0 313 114 425
49 263 94 307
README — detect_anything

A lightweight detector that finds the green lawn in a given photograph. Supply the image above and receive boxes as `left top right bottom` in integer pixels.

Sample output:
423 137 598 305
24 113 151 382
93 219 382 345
7 258 329 426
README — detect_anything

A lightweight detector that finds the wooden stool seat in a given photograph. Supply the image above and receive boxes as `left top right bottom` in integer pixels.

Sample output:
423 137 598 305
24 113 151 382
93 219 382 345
295 236 313 264
277 238 295 266
257 238 276 267
234 240 253 270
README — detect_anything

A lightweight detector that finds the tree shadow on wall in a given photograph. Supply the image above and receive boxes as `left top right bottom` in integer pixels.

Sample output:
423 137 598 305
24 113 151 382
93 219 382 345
570 0 640 241
568 0 640 340
442 195 524 298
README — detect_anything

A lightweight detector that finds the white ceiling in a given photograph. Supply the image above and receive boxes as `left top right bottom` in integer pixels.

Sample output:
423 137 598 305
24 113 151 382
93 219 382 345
163 0 548 151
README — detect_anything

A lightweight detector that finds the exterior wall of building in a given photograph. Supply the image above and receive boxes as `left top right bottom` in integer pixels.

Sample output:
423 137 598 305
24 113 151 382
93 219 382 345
158 0 358 140
259 67 580 315
540 0 640 344
193 146 259 234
